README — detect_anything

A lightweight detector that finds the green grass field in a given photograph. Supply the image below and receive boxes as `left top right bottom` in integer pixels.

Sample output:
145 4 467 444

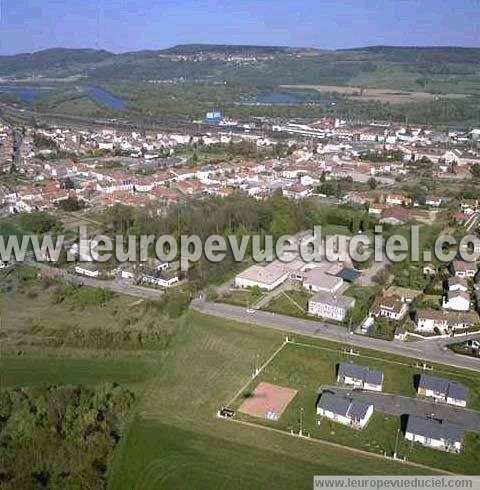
263 289 312 318
231 341 480 474
218 288 265 307
0 354 152 388
108 313 432 488
3 267 479 486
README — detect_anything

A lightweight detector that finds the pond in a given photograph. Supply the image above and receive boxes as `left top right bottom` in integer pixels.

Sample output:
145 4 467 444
0 84 126 111
0 85 54 103
85 86 126 111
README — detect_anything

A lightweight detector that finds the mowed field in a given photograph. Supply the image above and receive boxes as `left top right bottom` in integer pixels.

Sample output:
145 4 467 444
280 84 469 104
109 313 433 489
230 341 480 475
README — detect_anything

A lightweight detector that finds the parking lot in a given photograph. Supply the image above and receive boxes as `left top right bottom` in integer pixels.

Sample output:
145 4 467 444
321 386 480 433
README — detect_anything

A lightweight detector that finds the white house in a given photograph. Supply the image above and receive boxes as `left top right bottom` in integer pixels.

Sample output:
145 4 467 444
337 363 383 391
308 293 355 322
405 416 463 453
448 277 468 293
370 295 407 321
418 374 468 407
75 264 99 278
442 290 470 311
415 309 478 334
140 272 179 288
316 392 373 429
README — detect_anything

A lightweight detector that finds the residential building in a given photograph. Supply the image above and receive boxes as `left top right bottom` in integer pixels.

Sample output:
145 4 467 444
418 374 468 407
380 206 409 226
385 193 412 206
316 392 373 429
337 363 383 391
448 277 468 293
423 264 436 276
140 271 179 288
308 293 355 322
370 295 407 321
442 290 470 311
450 260 476 278
405 416 463 452
415 309 478 333
75 264 99 278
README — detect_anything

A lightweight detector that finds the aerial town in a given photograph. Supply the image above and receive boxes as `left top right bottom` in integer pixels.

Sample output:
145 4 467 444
1 8 480 486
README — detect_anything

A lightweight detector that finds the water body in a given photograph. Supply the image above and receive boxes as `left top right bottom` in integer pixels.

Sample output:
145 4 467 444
85 86 126 111
245 91 335 106
0 85 54 103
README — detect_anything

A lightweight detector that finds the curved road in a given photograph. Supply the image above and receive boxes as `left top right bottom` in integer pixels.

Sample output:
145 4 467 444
191 299 480 372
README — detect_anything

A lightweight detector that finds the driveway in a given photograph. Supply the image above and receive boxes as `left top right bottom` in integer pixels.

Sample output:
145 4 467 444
321 386 480 433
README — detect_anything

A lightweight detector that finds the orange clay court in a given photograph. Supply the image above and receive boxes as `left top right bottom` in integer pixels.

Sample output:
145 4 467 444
239 382 297 421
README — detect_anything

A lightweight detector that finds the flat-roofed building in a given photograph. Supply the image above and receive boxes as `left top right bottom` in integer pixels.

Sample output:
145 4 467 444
302 269 343 294
308 293 355 322
235 259 304 291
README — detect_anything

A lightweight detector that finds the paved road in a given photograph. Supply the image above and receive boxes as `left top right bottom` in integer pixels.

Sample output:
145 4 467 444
191 299 480 372
28 261 164 300
321 386 480 433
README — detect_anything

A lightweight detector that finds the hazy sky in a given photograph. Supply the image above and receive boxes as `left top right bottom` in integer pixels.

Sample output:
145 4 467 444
0 0 479 55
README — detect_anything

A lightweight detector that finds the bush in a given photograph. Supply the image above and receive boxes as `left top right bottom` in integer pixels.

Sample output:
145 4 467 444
19 212 60 234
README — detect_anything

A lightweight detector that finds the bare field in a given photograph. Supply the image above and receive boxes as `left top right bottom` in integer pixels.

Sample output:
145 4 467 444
280 84 469 104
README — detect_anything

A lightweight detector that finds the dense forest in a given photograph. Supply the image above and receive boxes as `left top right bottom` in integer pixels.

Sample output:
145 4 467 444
0 384 135 489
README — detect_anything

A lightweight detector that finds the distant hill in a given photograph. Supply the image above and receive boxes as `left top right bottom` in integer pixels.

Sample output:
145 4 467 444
159 43 293 55
0 48 114 77
0 44 479 94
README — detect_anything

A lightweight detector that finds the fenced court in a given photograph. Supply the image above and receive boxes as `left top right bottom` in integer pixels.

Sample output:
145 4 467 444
239 382 297 421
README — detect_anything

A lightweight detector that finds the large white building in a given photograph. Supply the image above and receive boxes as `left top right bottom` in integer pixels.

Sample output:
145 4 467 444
308 293 355 322
302 269 343 294
235 259 304 291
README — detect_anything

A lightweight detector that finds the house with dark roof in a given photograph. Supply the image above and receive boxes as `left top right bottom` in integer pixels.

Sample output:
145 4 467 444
418 374 468 407
316 392 373 429
337 362 383 391
405 416 463 452
336 268 360 283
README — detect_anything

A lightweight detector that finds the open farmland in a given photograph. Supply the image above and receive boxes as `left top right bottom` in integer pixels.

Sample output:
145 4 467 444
280 84 469 104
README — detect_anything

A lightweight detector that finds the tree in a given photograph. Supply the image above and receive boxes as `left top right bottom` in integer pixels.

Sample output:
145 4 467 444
471 164 480 179
367 177 377 190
